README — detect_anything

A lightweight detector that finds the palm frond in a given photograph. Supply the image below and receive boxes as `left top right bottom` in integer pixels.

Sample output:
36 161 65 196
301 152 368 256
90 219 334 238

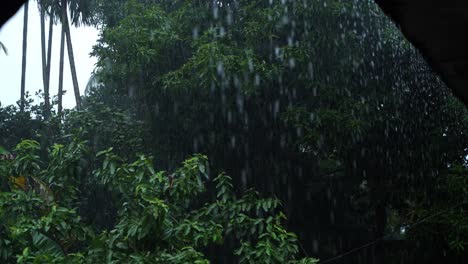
0 41 7 55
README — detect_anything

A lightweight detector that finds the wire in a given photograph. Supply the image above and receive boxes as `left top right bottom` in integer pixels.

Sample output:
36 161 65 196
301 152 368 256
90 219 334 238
319 239 381 264
317 200 468 263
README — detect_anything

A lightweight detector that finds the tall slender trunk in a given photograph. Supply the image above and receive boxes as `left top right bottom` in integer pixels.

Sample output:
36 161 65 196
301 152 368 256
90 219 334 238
40 2 53 118
45 14 53 117
62 0 81 110
20 1 29 112
40 4 50 118
58 0 66 116
40 5 46 86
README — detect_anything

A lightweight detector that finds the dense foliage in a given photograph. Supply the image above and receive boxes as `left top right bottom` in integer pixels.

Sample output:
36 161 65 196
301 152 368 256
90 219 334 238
88 0 468 261
0 138 317 263
1 0 467 263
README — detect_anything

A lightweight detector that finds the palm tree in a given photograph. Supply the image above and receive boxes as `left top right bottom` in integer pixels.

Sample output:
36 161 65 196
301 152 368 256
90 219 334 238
20 0 29 113
36 0 65 115
57 0 96 111
39 1 53 118
62 0 82 110
45 15 53 116
40 0 96 113
64 0 97 110
57 0 66 115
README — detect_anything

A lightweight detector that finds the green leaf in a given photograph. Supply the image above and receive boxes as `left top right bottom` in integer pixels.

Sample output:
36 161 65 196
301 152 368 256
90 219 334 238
0 146 9 155
31 231 65 257
110 162 117 175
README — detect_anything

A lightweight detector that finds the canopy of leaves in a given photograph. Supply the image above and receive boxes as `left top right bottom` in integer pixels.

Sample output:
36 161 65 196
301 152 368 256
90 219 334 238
89 1 468 261
0 0 467 263
0 139 318 263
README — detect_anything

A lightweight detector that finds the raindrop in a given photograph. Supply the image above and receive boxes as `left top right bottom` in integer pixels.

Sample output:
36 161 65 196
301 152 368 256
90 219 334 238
273 100 280 117
254 74 261 86
234 75 241 89
192 26 199 39
221 93 226 105
226 12 233 25
212 3 219 19
217 62 225 77
280 134 286 149
308 62 314 79
219 27 226 37
227 110 232 124
236 94 244 113
275 46 281 57
230 135 236 148
241 169 247 188
289 58 296 68
296 127 303 137
193 138 199 152
309 113 315 122
313 240 319 253
248 58 254 72
154 103 159 115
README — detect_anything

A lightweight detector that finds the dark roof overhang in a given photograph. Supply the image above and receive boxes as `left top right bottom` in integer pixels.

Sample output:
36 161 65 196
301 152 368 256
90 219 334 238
375 0 468 107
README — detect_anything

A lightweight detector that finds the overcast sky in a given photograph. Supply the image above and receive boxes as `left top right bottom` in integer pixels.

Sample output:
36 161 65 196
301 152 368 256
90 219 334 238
0 0 99 109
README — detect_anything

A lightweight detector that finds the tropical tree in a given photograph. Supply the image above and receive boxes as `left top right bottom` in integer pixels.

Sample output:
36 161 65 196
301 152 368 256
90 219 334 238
20 0 29 113
62 0 82 110
1 0 467 262
57 0 65 115
91 0 468 261
36 0 97 113
38 0 54 118
0 138 318 263
59 0 97 111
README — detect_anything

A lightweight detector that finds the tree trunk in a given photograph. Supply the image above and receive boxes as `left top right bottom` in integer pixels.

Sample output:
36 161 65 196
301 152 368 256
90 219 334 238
44 13 53 117
20 0 29 112
40 3 50 118
40 2 53 118
58 4 65 116
62 0 81 110
40 4 46 88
